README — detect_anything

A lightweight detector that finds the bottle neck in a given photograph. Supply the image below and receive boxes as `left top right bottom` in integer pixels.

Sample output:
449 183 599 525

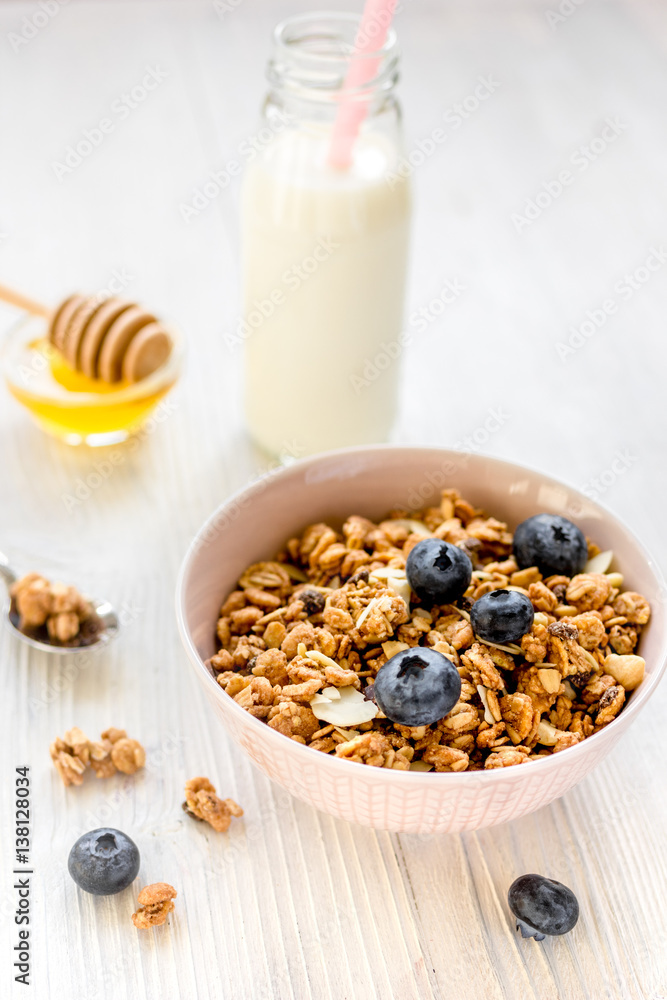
266 12 400 125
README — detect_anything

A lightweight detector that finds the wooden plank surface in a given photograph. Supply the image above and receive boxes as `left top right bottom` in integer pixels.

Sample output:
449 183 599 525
1 1 666 998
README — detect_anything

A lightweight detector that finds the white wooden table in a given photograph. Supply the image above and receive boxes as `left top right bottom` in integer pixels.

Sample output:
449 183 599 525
1 1 667 997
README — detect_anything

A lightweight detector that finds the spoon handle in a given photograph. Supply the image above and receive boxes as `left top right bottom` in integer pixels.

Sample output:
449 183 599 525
0 552 17 589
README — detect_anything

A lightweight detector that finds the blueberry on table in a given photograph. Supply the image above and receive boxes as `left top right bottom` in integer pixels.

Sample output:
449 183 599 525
513 514 588 578
373 647 461 727
68 828 140 895
508 874 579 940
405 539 473 605
470 589 534 645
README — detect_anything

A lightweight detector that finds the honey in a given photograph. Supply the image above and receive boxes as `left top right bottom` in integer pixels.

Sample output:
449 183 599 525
3 322 180 445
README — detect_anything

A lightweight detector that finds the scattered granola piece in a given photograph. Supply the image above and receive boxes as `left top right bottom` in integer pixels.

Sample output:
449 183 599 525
89 740 116 779
132 883 177 929
183 777 243 832
50 730 89 786
50 727 144 785
110 738 146 775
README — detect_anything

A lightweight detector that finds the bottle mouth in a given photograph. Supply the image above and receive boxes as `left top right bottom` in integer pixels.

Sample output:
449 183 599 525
269 11 399 103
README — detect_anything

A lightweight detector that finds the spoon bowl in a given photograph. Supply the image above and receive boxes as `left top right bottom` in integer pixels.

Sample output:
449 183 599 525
0 553 119 654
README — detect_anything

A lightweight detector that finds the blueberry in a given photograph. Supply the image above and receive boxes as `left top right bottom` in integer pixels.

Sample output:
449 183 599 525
508 874 579 940
68 828 140 895
470 589 534 644
373 647 461 726
405 539 473 606
513 514 587 578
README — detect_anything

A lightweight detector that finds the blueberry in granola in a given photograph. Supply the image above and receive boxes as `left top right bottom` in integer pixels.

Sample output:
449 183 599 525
373 647 461 726
406 539 472 605
508 873 579 940
513 514 587 578
470 589 534 645
68 828 140 895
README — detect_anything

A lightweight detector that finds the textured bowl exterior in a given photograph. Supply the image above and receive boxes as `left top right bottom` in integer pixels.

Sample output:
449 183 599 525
176 447 667 834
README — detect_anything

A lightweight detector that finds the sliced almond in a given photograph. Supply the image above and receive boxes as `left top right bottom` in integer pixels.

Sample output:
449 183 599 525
309 686 378 726
409 760 433 772
382 640 410 659
562 679 576 700
307 650 341 672
321 686 341 700
586 550 613 574
333 727 360 741
605 572 624 589
355 598 378 629
533 613 550 627
388 519 432 536
369 568 411 606
476 685 495 726
413 608 432 622
537 668 561 694
283 565 309 582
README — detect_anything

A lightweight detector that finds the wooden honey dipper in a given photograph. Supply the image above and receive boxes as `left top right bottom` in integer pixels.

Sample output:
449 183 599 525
0 282 173 384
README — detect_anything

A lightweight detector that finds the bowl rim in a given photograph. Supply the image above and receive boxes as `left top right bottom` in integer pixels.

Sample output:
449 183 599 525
176 444 667 785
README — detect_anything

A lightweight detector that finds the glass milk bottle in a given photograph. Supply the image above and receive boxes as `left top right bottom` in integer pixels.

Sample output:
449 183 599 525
241 12 411 457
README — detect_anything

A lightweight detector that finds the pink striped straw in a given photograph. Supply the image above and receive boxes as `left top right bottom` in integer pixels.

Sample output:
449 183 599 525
327 0 398 169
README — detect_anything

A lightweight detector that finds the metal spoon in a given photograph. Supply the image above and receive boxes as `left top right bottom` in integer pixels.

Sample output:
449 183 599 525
0 552 119 654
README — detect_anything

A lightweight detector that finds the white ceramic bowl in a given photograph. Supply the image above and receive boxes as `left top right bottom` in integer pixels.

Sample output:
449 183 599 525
176 447 667 834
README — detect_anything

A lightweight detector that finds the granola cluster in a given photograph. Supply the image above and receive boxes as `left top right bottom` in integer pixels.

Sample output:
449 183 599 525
210 489 650 772
182 776 243 832
10 572 102 645
50 727 145 786
132 883 177 929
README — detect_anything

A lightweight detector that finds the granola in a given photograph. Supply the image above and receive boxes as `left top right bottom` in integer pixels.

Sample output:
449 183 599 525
208 488 650 771
132 883 177 929
182 777 243 832
10 573 103 647
50 727 145 785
